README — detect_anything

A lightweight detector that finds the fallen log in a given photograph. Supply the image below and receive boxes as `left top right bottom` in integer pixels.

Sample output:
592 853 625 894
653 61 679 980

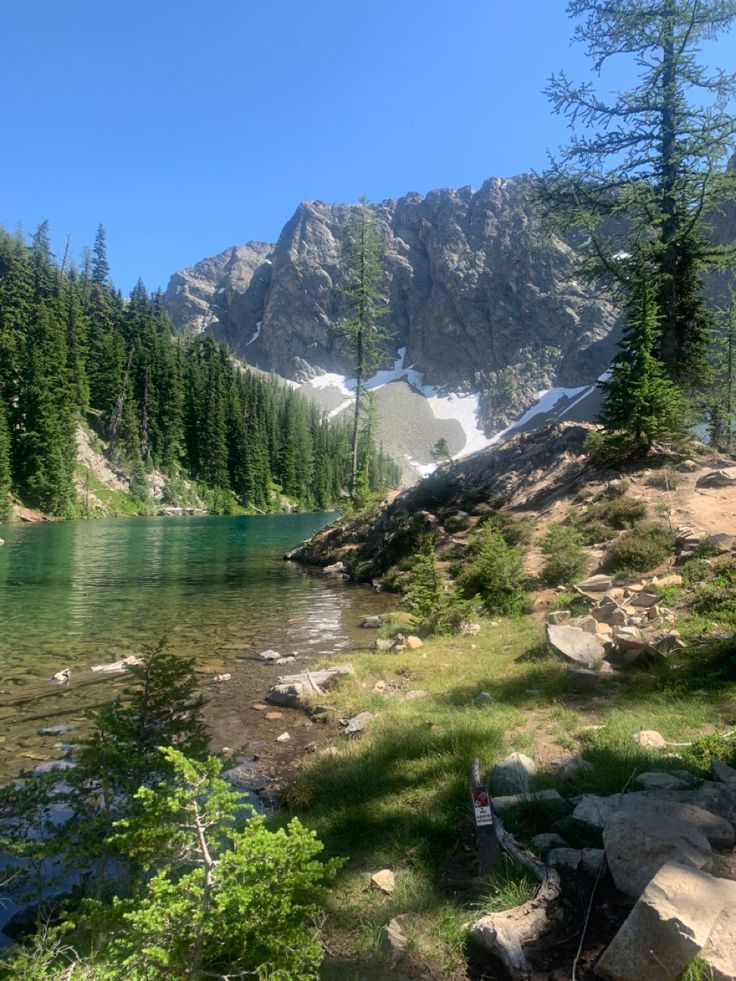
466 758 562 981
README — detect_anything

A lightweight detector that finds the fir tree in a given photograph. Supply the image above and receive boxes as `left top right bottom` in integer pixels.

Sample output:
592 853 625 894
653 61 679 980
706 291 736 453
542 0 736 389
599 273 689 449
337 196 390 497
0 397 12 518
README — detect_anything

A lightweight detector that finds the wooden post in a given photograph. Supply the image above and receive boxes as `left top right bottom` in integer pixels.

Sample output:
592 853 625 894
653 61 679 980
470 757 501 875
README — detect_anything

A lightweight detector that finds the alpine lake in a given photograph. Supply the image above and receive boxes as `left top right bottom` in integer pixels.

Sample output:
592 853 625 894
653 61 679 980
0 513 392 783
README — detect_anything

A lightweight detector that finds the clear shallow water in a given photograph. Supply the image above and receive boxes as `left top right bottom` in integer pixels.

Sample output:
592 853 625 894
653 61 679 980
0 514 389 778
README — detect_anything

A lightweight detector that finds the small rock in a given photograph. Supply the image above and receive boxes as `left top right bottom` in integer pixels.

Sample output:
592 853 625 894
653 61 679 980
38 725 74 736
677 459 699 472
212 673 231 682
597 622 614 638
474 691 494 705
258 649 282 662
460 620 481 635
557 755 595 780
577 615 600 634
380 914 411 955
52 668 70 684
343 711 375 736
276 732 291 743
490 752 537 794
370 869 396 894
531 832 568 854
405 690 427 700
375 638 394 652
251 702 269 711
405 635 423 650
361 616 383 629
633 729 667 749
264 711 284 721
546 610 571 625
323 561 346 574
577 574 615 592
628 591 659 608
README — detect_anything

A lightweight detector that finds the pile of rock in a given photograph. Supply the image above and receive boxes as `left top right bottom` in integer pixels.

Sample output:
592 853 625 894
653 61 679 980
488 753 736 979
546 573 687 671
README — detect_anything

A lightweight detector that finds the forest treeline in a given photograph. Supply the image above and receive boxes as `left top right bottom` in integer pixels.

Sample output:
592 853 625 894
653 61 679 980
0 223 400 518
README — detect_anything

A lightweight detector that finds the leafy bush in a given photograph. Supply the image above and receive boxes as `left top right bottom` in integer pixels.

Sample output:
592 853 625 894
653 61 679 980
682 558 712 586
540 524 589 586
457 526 530 616
477 512 534 547
604 521 676 573
681 731 736 772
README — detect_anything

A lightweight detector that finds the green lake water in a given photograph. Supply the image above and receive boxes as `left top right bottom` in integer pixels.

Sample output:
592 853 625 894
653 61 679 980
0 513 390 779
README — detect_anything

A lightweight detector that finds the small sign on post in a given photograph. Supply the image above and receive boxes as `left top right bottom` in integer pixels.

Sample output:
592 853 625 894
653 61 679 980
471 758 501 875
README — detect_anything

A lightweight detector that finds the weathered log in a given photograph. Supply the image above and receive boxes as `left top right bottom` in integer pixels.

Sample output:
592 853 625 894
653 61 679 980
467 759 562 980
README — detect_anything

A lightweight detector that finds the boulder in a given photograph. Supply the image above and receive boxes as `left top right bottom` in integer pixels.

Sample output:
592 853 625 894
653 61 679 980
636 771 689 791
596 863 736 981
490 752 537 794
696 467 736 489
474 691 494 705
612 625 643 649
712 759 736 786
702 906 736 981
460 620 482 635
375 638 394 651
547 847 605 876
603 809 712 897
577 615 600 634
405 635 423 650
370 869 396 894
573 793 734 850
491 789 567 815
361 616 383 629
266 665 354 707
627 592 659 608
546 624 605 668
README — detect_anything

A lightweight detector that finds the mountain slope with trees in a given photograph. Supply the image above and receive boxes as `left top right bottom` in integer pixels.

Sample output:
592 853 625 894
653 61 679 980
0 224 400 519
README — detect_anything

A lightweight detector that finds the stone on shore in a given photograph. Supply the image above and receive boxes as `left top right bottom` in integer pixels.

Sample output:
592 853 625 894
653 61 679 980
343 711 375 736
370 869 396 894
266 665 354 707
490 753 537 794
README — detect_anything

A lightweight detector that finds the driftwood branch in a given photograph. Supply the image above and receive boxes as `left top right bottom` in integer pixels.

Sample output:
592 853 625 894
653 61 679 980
466 759 562 981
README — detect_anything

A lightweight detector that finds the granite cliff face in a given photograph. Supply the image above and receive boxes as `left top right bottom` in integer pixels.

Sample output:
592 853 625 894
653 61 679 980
164 175 620 433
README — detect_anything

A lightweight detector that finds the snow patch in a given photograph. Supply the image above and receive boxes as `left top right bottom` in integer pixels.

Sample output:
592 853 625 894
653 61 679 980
245 321 262 347
404 455 437 478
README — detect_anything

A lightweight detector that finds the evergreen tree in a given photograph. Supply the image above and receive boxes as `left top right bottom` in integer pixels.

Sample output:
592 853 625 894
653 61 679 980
599 273 689 449
542 0 736 388
337 196 390 497
706 291 736 452
0 397 12 518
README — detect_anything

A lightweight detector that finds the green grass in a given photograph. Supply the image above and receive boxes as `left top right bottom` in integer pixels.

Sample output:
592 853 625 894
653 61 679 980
77 468 149 517
277 598 736 977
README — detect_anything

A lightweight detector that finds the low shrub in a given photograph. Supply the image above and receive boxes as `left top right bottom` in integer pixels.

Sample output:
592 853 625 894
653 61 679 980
681 731 736 772
457 526 530 616
477 512 534 548
403 539 469 635
604 521 676 573
540 524 589 586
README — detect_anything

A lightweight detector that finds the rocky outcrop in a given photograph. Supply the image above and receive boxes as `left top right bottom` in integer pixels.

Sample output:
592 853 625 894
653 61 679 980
164 176 620 428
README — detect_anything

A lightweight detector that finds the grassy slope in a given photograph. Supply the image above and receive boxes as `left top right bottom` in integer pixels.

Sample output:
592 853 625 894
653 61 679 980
282 555 736 977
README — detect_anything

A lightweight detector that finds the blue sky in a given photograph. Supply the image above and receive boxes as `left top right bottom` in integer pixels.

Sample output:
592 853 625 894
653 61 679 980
2 1 734 294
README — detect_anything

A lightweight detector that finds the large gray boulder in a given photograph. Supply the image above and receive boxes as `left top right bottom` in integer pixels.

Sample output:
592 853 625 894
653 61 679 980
546 624 606 668
490 752 537 794
573 793 734 850
596 863 736 981
603 810 712 898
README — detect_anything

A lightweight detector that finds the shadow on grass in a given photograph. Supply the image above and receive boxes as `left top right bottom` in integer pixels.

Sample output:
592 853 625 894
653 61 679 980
281 716 508 875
